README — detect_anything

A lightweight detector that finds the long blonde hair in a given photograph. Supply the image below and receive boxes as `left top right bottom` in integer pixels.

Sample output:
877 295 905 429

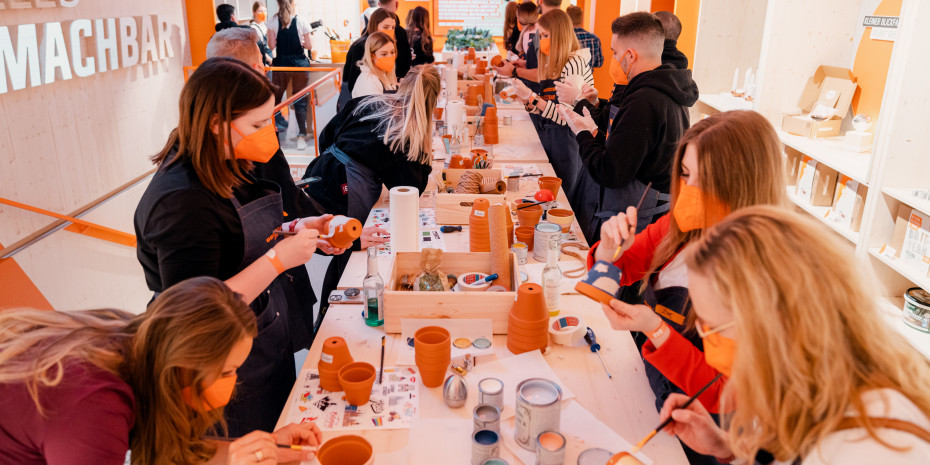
359 32 398 90
356 64 440 164
687 206 930 462
537 9 580 80
276 0 295 28
0 277 258 465
646 111 787 294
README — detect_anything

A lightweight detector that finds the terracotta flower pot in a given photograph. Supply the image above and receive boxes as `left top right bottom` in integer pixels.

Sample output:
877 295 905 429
509 283 548 322
316 435 374 465
507 284 549 353
506 332 549 349
475 59 487 75
467 47 477 61
323 216 363 249
470 198 491 252
338 362 376 406
465 84 482 106
319 337 353 392
433 106 444 121
537 177 562 194
515 226 535 251
415 326 451 388
508 316 549 334
516 204 543 228
547 209 574 233
575 260 624 306
450 155 466 169
490 55 504 67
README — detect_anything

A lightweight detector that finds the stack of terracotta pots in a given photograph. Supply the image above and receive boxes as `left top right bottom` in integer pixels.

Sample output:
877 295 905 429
317 435 374 465
338 362 376 406
484 106 499 145
465 84 483 106
414 326 451 388
475 59 487 75
470 198 491 252
467 47 477 62
319 337 353 392
507 283 549 354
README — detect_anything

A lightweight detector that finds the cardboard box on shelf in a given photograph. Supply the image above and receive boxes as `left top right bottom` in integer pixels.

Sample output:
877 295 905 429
810 163 839 207
890 205 930 277
782 65 858 138
785 147 804 186
795 156 818 203
826 176 867 232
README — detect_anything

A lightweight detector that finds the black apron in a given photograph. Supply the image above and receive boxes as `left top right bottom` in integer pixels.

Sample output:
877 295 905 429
536 76 582 201
224 180 297 435
587 181 670 242
273 17 311 134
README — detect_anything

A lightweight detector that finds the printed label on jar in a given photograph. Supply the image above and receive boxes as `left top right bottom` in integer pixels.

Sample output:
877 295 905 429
321 353 334 364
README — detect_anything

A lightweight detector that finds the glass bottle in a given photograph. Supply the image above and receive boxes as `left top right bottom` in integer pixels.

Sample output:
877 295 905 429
541 236 562 317
363 247 384 327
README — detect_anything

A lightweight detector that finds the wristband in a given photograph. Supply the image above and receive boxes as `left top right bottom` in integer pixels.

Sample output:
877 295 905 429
264 249 286 274
644 320 668 340
511 66 518 78
287 218 300 233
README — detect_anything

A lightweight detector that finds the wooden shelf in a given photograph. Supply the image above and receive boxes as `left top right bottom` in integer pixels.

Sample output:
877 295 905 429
868 247 930 293
697 93 754 113
787 187 859 243
883 187 930 217
777 130 872 186
880 297 930 360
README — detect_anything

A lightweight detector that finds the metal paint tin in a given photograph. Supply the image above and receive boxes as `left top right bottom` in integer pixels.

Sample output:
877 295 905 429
478 377 504 410
536 431 566 465
577 448 613 465
503 115 513 126
474 403 501 433
903 287 930 332
533 223 562 262
514 378 562 451
472 430 501 465
481 459 509 465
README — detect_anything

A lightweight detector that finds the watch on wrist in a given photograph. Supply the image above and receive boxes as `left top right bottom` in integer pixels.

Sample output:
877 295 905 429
530 95 540 107
264 248 286 274
511 66 518 78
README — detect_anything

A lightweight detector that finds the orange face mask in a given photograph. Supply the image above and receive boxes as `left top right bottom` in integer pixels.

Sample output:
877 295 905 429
182 374 237 411
517 22 525 32
609 58 628 85
374 55 396 73
231 119 279 163
701 328 736 378
255 11 267 22
539 37 551 56
672 179 730 232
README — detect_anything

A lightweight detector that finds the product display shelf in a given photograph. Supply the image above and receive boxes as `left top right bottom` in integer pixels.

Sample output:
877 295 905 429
882 187 930 218
868 247 930 294
696 93 754 113
777 131 872 186
880 297 930 359
786 187 859 243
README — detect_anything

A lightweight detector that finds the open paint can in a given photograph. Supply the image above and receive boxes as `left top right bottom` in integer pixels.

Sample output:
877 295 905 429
514 378 562 451
903 287 930 332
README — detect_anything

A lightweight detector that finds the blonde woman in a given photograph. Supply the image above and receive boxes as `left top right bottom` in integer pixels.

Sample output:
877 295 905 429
662 207 930 464
0 277 322 465
508 9 593 199
352 32 399 99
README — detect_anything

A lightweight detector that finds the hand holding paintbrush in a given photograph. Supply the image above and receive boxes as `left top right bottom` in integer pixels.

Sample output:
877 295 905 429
612 183 652 261
628 373 724 455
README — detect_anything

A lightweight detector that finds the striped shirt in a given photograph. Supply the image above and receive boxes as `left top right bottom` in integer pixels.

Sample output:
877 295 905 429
574 27 604 68
539 51 595 126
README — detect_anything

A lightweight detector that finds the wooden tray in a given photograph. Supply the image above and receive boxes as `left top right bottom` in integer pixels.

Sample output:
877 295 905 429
383 252 519 334
435 169 510 225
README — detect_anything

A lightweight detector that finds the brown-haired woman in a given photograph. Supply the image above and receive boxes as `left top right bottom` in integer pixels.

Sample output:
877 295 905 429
135 57 343 435
585 110 787 464
0 277 322 465
662 207 930 464
406 6 434 67
338 8 396 112
503 0 520 53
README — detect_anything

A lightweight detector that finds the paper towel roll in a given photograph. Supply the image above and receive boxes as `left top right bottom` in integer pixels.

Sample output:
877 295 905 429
488 203 512 291
453 51 464 69
446 100 465 130
443 66 458 98
389 186 420 253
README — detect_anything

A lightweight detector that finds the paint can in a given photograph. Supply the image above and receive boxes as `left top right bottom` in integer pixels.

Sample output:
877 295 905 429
536 431 566 465
478 378 504 410
534 223 562 262
503 115 513 126
481 459 510 465
903 287 930 332
472 430 501 465
474 403 501 433
577 448 614 465
515 378 562 451
512 242 528 265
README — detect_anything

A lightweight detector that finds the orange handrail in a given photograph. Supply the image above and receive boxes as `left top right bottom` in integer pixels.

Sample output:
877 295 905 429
0 197 137 248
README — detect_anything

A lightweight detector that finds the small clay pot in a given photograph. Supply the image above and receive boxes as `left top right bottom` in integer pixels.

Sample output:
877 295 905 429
415 326 451 388
319 337 353 392
509 283 548 321
324 216 363 249
433 107 444 121
467 47 477 61
538 177 562 194
450 155 466 169
338 362 376 406
508 315 549 334
506 331 549 349
547 209 574 233
475 59 487 75
470 198 492 252
490 55 504 67
466 84 483 106
515 226 536 251
317 435 374 465
516 204 543 228
575 260 624 306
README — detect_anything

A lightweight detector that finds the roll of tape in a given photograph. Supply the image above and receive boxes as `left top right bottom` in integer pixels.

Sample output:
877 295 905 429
549 316 585 346
458 272 492 292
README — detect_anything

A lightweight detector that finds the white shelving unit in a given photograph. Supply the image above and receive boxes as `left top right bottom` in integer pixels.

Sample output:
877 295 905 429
692 0 930 357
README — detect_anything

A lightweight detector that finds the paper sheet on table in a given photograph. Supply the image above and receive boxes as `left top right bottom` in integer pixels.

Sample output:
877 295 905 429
500 400 652 465
397 319 495 366
432 138 449 161
406 418 473 464
495 163 542 178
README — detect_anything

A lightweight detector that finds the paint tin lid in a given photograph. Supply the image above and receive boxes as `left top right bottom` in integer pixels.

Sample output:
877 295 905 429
905 287 930 306
473 337 492 349
577 448 614 465
535 223 561 233
454 338 473 348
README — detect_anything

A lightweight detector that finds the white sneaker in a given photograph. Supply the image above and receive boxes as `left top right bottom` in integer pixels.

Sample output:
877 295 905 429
296 137 308 151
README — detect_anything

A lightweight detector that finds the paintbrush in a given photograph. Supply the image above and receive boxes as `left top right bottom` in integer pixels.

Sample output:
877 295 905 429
204 435 317 452
629 372 723 454
516 200 546 210
612 182 653 261
379 335 385 384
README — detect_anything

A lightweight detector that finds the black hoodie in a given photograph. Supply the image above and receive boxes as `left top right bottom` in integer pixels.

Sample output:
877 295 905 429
576 63 698 194
662 39 689 70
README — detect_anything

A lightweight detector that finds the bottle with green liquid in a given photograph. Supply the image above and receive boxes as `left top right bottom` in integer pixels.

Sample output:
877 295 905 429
363 247 384 326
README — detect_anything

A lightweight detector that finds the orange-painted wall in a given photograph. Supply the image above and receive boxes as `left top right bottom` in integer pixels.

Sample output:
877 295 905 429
186 0 217 66
651 0 675 13
674 0 698 69
591 0 621 94
851 0 902 125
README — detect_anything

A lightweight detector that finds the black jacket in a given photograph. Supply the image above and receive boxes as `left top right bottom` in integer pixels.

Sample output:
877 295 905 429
662 39 689 70
576 63 698 194
409 30 435 67
215 20 243 32
393 22 412 78
303 97 431 217
251 149 321 218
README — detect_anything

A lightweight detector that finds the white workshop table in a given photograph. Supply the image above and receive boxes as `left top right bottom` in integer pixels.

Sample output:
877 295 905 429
276 109 688 465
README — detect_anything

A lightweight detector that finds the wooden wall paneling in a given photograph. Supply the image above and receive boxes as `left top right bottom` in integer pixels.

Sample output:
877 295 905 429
691 0 766 94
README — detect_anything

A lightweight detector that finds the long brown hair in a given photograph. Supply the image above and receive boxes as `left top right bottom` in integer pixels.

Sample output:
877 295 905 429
687 207 930 461
367 8 394 35
536 9 580 80
152 57 274 198
0 277 257 465
503 1 519 41
275 0 295 28
406 6 433 55
646 110 787 291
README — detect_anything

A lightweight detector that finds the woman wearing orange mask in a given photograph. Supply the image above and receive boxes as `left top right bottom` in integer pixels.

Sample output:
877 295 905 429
660 207 930 465
585 110 787 465
0 277 323 465
352 32 399 99
338 9 396 112
249 1 272 66
135 58 345 436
